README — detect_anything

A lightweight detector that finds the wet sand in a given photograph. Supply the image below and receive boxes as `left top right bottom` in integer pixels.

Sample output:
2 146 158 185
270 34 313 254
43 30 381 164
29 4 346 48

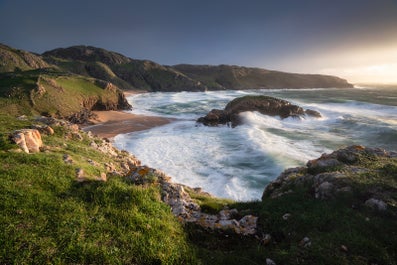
82 110 172 139
81 90 173 139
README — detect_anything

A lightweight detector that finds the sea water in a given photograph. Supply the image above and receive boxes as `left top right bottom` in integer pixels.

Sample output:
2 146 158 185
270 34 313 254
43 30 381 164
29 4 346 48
114 87 397 201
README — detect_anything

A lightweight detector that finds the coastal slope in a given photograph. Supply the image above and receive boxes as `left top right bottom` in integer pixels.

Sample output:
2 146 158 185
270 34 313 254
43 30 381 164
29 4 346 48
174 64 353 90
1 114 396 264
42 45 353 91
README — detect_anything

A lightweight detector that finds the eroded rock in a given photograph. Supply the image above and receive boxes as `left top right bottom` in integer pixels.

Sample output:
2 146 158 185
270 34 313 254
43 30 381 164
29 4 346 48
365 198 387 211
262 146 396 215
127 166 258 235
197 95 322 127
11 129 43 153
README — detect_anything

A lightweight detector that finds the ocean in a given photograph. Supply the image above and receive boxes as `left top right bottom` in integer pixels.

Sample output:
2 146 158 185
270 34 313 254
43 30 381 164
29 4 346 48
114 87 397 201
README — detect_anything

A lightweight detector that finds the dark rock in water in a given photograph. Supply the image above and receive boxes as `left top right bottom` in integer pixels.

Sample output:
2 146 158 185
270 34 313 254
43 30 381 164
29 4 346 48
197 109 230 126
197 95 322 127
305 109 322 118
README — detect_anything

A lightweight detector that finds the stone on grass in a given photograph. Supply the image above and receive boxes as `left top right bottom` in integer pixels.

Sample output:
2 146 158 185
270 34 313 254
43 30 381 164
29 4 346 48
11 129 42 153
365 198 387 211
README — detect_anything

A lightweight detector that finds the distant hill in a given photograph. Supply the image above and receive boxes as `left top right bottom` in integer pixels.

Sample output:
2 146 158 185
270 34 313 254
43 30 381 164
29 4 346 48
42 45 353 91
0 43 353 118
173 64 353 90
43 46 205 92
0 43 49 72
0 44 131 119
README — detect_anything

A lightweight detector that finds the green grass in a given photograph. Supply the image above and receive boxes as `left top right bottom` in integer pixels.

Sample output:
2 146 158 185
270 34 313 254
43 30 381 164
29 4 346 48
0 70 125 117
188 187 397 265
187 150 397 265
0 114 197 264
186 187 234 214
1 112 396 264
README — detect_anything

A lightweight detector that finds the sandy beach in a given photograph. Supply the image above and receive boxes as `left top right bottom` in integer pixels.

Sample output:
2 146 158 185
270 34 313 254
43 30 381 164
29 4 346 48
81 90 175 139
81 110 173 139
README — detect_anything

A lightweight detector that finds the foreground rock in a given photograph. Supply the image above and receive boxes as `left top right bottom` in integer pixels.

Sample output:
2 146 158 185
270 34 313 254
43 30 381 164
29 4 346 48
11 129 43 153
19 116 256 235
197 95 321 127
263 145 397 214
126 166 258 235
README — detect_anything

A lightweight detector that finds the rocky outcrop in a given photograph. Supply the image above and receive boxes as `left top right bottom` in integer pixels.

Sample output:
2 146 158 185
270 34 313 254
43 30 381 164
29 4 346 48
197 95 322 127
126 165 258 235
263 146 397 214
0 43 49 72
11 129 43 153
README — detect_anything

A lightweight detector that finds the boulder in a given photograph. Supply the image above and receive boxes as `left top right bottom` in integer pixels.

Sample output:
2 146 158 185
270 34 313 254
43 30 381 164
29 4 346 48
32 124 54 135
197 95 321 127
262 146 396 215
11 129 43 153
127 166 259 235
365 198 387 211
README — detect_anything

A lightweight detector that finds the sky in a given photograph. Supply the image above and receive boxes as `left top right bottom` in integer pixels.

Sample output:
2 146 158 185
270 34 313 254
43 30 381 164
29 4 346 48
1 0 397 84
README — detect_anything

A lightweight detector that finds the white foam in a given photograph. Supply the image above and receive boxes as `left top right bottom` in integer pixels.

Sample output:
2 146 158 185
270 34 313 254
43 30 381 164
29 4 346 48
115 89 397 201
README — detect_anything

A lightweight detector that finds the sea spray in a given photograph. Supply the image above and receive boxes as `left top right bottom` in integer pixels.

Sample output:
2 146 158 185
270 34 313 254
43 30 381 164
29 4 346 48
114 88 397 200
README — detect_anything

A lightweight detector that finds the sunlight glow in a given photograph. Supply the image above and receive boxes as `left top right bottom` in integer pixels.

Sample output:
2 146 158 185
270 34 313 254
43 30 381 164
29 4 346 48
320 63 397 84
318 44 397 84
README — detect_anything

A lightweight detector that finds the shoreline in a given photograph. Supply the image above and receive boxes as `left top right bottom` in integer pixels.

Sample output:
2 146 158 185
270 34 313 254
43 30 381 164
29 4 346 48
81 90 172 139
81 110 173 139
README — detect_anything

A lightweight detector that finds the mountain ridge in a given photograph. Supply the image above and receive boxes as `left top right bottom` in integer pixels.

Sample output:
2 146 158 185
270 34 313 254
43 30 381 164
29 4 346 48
1 43 353 93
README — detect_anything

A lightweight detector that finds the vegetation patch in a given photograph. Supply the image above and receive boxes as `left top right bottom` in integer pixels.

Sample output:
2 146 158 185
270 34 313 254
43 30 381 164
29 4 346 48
0 114 197 264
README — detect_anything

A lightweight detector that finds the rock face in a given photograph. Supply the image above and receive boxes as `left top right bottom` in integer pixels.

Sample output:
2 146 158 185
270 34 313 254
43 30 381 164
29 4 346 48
126 166 258 235
11 129 43 153
197 95 321 127
263 146 397 214
0 43 49 72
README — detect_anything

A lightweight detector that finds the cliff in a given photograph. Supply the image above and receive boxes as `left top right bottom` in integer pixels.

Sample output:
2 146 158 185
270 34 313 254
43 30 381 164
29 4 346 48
0 44 131 120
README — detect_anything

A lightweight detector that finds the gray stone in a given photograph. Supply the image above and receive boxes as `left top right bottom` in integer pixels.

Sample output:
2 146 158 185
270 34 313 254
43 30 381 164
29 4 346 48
282 213 291 220
365 198 387 211
299 237 311 247
63 154 73 164
266 258 277 265
315 181 334 199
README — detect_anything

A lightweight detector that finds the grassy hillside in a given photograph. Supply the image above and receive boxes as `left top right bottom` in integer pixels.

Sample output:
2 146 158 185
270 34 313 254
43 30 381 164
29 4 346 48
0 69 130 118
43 46 206 92
0 43 48 72
173 64 354 90
1 43 394 264
43 45 353 92
0 114 197 264
1 112 396 264
2 43 354 93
